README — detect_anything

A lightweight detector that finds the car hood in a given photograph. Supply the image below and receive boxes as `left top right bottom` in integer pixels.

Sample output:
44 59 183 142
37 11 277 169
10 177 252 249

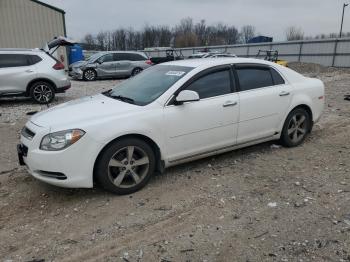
30 94 140 129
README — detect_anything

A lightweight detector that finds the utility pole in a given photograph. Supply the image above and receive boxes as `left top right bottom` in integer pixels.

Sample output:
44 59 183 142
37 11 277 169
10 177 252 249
339 3 349 38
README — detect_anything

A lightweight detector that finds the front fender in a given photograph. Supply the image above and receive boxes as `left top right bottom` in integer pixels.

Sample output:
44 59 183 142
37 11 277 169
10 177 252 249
89 113 166 163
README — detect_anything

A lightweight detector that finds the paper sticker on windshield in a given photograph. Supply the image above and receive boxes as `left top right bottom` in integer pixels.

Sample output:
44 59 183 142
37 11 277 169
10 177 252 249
166 71 185 77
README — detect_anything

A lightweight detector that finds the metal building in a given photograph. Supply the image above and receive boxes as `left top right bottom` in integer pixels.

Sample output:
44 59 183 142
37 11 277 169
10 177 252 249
0 0 68 65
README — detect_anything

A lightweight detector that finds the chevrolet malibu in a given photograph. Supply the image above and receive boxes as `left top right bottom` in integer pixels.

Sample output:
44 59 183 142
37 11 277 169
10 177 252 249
18 58 325 194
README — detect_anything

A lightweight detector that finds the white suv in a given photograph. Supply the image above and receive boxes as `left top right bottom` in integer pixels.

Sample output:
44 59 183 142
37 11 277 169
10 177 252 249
0 49 71 104
18 58 324 194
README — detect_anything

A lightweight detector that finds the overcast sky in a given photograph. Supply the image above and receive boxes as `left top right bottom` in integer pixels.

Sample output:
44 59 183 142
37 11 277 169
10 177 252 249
43 0 349 41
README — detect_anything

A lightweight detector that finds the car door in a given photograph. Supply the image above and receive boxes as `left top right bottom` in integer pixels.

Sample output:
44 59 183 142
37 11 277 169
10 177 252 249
0 54 38 94
163 66 239 162
96 53 115 77
235 64 292 144
115 53 132 76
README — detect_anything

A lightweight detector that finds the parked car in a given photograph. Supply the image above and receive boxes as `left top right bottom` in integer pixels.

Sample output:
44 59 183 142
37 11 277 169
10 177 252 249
69 51 152 81
149 49 184 64
18 58 324 194
188 52 237 59
0 37 74 104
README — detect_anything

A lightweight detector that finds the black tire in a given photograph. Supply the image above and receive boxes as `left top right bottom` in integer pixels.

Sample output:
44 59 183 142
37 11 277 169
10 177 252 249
95 138 156 194
29 81 55 104
280 108 312 147
83 69 97 81
131 67 143 77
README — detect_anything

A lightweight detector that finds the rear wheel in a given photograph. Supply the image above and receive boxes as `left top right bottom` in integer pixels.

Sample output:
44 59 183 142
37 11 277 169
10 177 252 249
131 68 142 77
83 69 97 81
95 138 156 194
280 108 311 147
30 81 55 104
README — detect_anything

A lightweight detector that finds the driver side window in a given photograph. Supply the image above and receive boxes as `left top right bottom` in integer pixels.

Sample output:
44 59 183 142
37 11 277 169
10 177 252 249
99 54 113 63
186 69 232 99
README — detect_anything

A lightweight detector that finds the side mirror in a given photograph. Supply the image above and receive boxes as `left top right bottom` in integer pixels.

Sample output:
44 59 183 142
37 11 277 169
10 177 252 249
97 59 103 64
175 90 200 104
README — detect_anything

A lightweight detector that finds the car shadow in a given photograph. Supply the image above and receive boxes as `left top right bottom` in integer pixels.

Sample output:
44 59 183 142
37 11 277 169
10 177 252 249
29 140 280 199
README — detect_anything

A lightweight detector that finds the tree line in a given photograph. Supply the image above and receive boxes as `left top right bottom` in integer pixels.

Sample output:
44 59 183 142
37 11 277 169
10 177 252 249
82 18 255 51
82 18 350 51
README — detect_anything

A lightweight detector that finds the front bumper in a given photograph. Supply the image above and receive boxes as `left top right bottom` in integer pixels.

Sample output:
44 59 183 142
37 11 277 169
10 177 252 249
68 68 83 80
18 121 103 188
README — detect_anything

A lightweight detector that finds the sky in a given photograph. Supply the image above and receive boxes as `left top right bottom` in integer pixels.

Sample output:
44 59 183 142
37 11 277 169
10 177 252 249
42 0 350 42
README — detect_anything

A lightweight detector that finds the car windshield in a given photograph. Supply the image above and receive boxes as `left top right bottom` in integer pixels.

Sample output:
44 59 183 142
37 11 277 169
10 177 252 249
104 65 193 106
87 53 102 62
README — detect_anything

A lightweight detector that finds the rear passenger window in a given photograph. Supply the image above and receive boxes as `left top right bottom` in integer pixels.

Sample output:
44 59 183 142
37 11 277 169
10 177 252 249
0 54 33 68
270 68 285 85
236 67 273 91
28 55 42 65
186 69 232 99
115 53 146 61
115 53 131 61
129 53 146 61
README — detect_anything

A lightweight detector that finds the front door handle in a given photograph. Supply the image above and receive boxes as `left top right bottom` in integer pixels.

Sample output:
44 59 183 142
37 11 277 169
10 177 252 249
279 91 290 96
223 101 238 107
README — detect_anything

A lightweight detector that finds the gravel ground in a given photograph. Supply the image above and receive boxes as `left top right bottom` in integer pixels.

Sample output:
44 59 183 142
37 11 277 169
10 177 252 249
0 64 350 262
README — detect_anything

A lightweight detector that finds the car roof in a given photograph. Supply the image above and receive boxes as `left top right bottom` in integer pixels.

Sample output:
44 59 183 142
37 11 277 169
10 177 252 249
161 57 276 68
99 51 146 55
0 48 43 54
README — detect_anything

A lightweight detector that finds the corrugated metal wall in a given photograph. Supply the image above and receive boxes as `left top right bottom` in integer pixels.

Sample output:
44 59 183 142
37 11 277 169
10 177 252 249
144 38 350 68
0 0 68 66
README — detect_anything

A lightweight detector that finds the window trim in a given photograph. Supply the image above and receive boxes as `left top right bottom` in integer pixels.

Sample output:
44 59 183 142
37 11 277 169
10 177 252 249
166 64 236 106
233 63 286 92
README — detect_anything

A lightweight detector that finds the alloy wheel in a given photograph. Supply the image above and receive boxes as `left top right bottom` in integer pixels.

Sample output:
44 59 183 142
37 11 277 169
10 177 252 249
108 146 150 188
84 70 96 80
132 68 142 76
33 84 53 103
287 113 307 144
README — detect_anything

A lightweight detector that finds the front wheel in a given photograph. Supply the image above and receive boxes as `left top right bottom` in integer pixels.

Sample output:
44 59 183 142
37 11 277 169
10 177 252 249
280 108 312 147
83 69 97 81
95 138 156 194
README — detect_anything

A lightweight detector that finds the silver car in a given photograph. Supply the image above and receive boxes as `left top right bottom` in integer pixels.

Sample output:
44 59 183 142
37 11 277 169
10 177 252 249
0 49 71 104
69 51 152 81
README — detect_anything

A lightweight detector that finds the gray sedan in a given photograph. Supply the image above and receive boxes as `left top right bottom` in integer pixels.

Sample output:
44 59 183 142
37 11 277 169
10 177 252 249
69 51 152 81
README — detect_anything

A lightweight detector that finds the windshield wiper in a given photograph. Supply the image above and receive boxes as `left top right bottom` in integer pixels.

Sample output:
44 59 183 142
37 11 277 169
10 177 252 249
109 94 135 104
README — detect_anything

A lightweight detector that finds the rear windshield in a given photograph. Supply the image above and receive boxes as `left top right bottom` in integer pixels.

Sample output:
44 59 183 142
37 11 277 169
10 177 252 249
105 65 193 106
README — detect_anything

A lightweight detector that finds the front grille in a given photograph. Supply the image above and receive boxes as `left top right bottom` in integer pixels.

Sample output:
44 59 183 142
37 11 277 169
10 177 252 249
21 127 35 140
38 171 67 180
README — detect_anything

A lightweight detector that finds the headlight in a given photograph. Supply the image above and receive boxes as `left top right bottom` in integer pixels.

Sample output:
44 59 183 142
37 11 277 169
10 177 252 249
40 129 85 151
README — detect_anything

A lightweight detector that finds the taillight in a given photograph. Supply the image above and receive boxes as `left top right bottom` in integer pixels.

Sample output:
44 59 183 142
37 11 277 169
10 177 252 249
53 61 65 70
145 60 153 65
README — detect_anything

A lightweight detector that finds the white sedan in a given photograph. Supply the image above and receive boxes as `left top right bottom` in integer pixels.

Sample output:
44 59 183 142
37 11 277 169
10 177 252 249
18 58 325 194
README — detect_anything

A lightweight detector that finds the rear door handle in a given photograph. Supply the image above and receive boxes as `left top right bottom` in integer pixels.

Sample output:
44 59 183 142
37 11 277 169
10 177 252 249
279 91 290 96
223 101 238 107
25 69 34 73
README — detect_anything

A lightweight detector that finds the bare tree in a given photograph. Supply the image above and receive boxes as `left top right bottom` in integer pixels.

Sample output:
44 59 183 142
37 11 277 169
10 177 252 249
83 34 96 50
82 19 255 50
285 26 304 41
96 31 107 50
240 25 256 43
